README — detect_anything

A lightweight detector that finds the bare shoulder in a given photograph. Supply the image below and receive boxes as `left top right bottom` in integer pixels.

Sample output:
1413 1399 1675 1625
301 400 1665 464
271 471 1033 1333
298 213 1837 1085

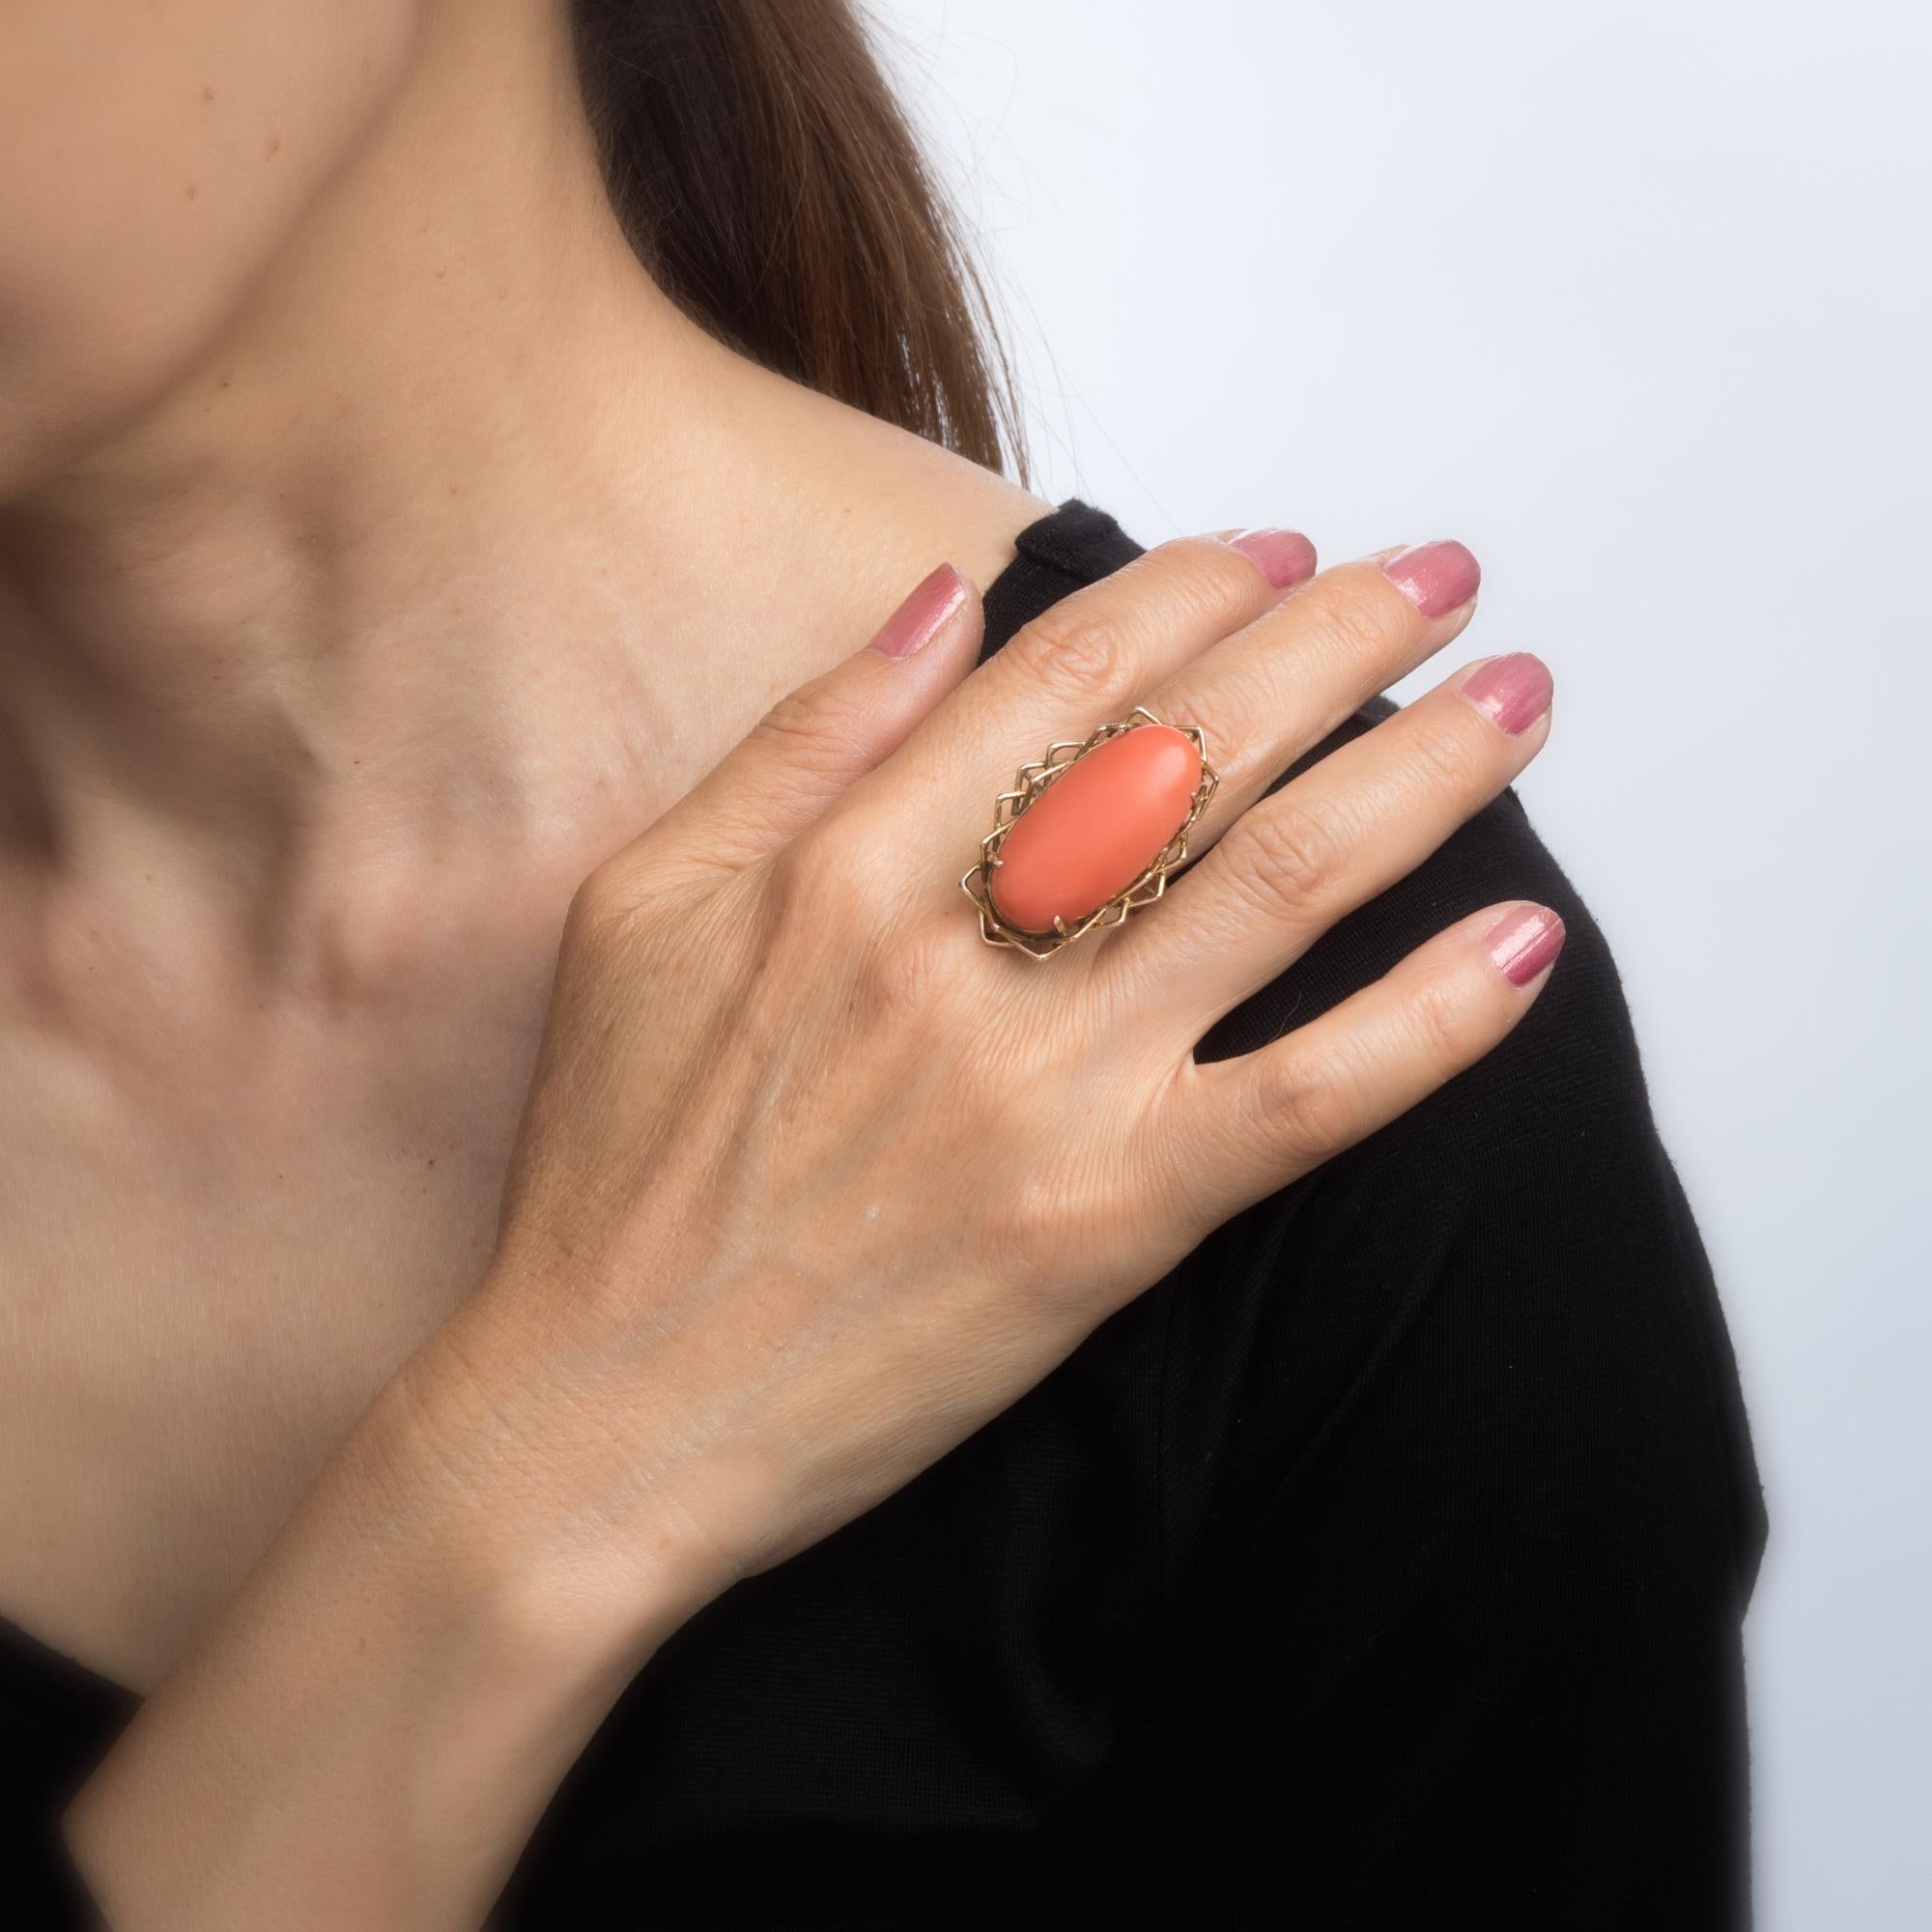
770 372 1050 631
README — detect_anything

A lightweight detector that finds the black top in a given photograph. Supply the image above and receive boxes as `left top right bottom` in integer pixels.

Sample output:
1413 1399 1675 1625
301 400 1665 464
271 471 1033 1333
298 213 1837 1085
2 501 1765 1928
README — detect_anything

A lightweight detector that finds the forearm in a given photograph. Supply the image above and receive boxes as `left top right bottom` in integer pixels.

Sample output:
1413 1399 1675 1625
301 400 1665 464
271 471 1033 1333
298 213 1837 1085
64 1314 697 1932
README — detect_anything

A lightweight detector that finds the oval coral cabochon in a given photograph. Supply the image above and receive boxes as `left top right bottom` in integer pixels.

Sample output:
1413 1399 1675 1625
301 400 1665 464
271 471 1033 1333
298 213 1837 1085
988 724 1202 933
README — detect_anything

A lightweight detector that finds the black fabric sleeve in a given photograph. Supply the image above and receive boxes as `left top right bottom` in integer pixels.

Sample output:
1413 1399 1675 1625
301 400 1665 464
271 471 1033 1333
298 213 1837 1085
0 498 1764 1930
1141 724 1766 1926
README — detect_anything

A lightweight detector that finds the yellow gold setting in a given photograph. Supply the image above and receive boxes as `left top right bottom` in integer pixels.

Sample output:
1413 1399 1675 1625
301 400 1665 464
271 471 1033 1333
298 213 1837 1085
958 706 1219 960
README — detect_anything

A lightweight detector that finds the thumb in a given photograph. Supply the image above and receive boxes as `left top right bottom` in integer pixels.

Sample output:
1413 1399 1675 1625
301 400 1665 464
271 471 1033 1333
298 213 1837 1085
637 563 982 883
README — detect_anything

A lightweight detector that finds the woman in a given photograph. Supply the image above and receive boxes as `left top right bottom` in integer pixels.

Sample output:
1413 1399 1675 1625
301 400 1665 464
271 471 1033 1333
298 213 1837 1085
0 3 1764 1926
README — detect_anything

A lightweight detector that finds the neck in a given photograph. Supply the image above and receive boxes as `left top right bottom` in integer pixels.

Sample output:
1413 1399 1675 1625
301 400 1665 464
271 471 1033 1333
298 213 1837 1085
0 6 1037 998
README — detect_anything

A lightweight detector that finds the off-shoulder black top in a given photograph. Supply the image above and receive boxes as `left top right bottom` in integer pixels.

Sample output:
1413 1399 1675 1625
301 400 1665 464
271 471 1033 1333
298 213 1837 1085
2 501 1765 1929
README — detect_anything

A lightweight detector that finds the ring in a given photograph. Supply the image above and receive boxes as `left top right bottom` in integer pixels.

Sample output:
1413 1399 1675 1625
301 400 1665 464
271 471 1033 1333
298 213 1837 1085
959 706 1220 959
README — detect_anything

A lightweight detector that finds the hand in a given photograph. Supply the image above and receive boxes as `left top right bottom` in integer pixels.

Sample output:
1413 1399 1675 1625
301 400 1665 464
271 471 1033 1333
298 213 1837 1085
70 532 1559 1930
412 531 1558 1642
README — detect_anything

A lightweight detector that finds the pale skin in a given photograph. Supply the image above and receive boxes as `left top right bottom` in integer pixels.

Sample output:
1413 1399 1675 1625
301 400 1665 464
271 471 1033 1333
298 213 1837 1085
1 4 1556 1926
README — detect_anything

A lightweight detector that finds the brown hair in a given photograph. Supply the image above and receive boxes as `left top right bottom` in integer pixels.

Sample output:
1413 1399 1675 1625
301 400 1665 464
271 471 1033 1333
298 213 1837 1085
572 0 1022 476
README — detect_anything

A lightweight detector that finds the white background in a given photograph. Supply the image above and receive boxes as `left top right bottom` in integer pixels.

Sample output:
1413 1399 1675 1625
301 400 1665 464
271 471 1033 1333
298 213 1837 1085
874 2 1930 1922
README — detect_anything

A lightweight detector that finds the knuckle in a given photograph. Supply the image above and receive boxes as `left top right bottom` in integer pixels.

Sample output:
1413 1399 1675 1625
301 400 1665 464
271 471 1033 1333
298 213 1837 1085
847 917 956 1030
1256 1051 1357 1165
1006 603 1135 700
1403 977 1472 1074
767 819 930 992
1297 571 1406 675
1403 716 1486 798
750 686 867 783
1144 533 1270 630
1002 536 1261 705
778 817 880 920
1221 799 1347 922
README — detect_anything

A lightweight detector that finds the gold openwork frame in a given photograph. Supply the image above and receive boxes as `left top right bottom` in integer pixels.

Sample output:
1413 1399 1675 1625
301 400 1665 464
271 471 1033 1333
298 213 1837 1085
959 706 1219 960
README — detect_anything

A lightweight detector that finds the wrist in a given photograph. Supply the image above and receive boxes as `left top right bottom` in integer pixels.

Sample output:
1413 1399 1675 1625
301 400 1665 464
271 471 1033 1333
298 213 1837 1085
367 1264 741 1686
355 1324 698 1704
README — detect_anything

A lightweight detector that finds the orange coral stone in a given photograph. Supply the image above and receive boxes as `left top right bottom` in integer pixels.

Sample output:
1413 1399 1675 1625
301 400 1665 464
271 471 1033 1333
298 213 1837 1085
988 724 1202 934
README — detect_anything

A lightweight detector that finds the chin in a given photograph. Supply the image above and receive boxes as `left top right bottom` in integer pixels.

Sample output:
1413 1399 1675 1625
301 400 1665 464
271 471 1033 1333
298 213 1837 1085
0 3 424 506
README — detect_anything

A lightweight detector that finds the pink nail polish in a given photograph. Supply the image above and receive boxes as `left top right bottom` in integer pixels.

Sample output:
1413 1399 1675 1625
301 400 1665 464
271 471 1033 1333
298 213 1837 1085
1229 527 1318 590
870 563 967 658
1460 653 1552 735
1486 905 1566 986
1381 540 1481 618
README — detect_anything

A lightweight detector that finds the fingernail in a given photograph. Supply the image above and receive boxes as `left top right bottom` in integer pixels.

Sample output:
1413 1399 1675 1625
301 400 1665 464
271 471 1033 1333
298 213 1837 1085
870 563 967 658
1460 652 1552 735
1228 527 1318 590
1486 904 1566 987
1381 539 1481 617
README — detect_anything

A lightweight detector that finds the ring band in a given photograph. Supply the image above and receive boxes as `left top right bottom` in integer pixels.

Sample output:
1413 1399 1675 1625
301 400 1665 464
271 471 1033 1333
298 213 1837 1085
960 706 1220 959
